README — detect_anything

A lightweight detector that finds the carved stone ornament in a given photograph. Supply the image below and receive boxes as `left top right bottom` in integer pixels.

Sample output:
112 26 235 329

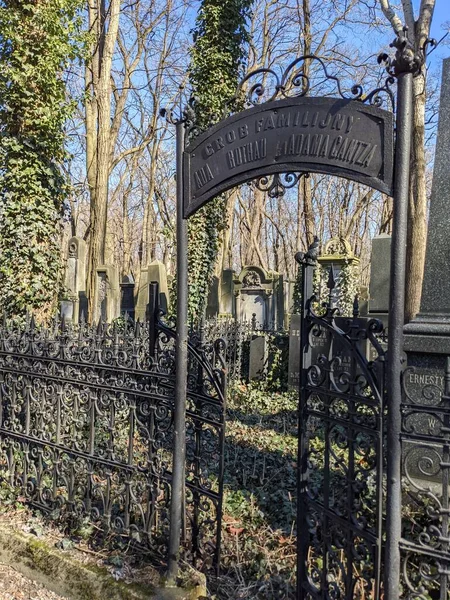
323 237 353 258
68 241 78 259
242 270 262 288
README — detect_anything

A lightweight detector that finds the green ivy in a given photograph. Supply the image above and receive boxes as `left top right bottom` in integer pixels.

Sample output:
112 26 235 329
187 0 252 324
0 0 84 321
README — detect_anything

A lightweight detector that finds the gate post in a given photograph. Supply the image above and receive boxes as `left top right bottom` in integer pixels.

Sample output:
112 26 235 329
383 30 424 599
384 70 412 600
295 238 318 599
168 119 188 581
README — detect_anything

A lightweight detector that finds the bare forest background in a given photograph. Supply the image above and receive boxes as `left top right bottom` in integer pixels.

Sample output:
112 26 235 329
1 0 449 323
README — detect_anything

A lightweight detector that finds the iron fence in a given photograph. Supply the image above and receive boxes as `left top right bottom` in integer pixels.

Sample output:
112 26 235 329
0 284 226 572
202 315 288 384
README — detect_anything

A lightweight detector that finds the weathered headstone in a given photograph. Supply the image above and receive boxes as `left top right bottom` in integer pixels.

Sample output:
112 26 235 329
64 237 87 323
219 269 235 316
206 276 219 319
206 269 235 318
95 265 120 323
403 59 450 487
135 260 170 321
368 233 391 327
249 335 268 380
120 274 135 319
234 266 284 328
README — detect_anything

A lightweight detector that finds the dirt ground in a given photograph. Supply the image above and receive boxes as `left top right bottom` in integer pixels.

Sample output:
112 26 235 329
0 565 68 600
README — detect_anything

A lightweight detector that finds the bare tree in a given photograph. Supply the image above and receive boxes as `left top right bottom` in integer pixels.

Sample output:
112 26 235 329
378 0 436 321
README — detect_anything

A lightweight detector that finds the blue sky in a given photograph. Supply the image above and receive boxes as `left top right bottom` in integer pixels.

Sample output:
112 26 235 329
426 0 449 63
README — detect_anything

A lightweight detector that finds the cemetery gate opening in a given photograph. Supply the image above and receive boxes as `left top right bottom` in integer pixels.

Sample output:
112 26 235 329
164 29 428 599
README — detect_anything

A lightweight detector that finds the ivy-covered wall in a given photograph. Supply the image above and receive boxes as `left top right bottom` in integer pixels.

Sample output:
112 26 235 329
0 0 83 321
187 0 252 323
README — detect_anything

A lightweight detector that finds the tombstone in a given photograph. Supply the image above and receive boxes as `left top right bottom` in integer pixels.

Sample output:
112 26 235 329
120 274 135 320
64 237 87 324
78 291 88 322
288 314 301 389
219 269 235 316
368 234 391 328
249 335 268 380
206 276 219 319
403 58 450 487
207 269 236 318
135 260 170 321
284 278 297 328
234 266 284 328
95 265 120 323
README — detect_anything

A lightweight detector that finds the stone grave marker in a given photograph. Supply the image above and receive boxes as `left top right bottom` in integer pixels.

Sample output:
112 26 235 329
95 265 120 323
288 314 301 389
368 233 391 329
64 237 87 323
120 274 135 319
136 260 170 321
249 335 268 380
404 58 450 487
234 266 284 328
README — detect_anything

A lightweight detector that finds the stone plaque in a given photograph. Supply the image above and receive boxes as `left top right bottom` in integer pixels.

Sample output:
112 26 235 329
184 96 394 216
402 354 448 485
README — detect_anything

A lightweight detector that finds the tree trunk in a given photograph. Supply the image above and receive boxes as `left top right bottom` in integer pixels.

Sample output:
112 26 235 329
405 75 428 321
85 0 121 323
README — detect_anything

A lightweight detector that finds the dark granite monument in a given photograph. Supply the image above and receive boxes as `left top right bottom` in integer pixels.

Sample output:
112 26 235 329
403 58 450 488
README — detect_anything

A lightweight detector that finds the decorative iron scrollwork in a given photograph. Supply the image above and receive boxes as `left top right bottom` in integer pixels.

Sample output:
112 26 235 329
297 240 386 598
378 26 436 78
254 172 301 198
0 303 226 573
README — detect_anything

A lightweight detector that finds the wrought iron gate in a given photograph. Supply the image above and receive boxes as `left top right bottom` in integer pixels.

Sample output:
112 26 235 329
296 244 386 599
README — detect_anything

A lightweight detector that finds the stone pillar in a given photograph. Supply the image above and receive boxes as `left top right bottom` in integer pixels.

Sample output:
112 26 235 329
402 59 450 553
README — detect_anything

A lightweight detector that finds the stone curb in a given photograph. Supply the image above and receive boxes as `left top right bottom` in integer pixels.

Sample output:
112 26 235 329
0 527 206 600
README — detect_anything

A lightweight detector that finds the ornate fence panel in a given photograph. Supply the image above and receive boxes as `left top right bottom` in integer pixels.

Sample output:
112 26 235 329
401 360 450 598
0 283 226 571
297 247 386 599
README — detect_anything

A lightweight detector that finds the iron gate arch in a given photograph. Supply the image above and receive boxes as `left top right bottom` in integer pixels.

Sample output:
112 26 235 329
163 28 427 599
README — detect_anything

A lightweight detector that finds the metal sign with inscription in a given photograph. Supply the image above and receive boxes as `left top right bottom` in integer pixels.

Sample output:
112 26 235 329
183 96 394 217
